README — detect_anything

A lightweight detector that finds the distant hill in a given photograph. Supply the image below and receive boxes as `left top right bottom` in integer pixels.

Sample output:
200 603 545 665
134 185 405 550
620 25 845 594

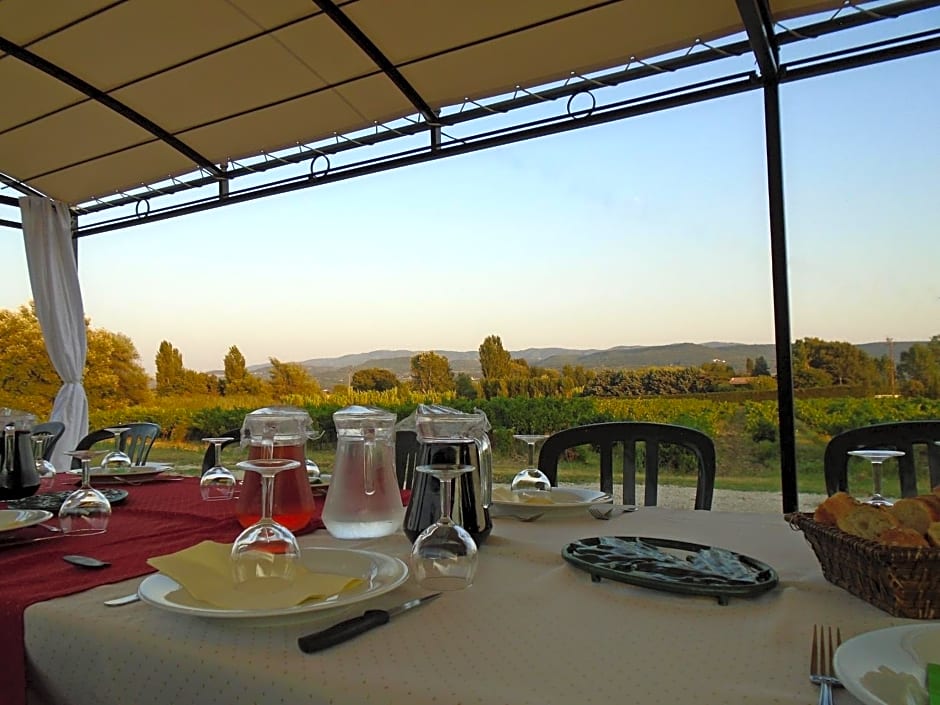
239 340 922 389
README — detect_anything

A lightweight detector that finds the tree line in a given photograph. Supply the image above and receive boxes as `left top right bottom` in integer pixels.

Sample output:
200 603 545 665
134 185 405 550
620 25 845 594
1 302 938 421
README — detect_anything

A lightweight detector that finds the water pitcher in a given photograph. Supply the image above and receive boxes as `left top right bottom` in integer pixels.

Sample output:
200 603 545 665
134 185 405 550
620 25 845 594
322 405 403 539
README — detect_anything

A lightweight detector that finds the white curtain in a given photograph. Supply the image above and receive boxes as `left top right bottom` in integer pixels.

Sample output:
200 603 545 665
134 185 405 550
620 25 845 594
19 196 88 471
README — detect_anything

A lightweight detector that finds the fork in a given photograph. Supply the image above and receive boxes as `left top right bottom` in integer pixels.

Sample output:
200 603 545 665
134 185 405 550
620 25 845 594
588 505 637 520
810 625 843 705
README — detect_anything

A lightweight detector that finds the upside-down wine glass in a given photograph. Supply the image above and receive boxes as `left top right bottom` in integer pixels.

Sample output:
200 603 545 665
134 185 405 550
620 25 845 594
231 458 302 584
200 437 237 501
59 450 111 533
410 463 478 591
31 432 57 492
510 434 551 491
847 449 905 506
100 427 132 470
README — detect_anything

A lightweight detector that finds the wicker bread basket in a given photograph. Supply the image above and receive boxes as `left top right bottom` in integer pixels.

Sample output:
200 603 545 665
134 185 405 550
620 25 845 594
789 512 940 619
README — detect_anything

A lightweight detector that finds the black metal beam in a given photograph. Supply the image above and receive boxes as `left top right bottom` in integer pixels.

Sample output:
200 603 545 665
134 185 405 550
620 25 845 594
782 32 940 82
310 0 438 124
0 35 226 180
762 77 799 514
0 219 22 230
76 75 761 236
736 0 779 79
0 172 45 198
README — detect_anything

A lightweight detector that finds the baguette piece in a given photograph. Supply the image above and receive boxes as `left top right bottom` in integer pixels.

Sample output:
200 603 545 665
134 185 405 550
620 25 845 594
878 526 930 548
887 497 940 535
814 491 860 526
926 522 940 547
836 504 900 541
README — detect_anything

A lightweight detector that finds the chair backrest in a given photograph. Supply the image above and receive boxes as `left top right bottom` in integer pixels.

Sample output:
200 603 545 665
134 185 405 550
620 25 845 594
72 422 161 468
823 421 940 497
537 421 716 510
200 429 242 475
395 430 419 489
31 421 66 460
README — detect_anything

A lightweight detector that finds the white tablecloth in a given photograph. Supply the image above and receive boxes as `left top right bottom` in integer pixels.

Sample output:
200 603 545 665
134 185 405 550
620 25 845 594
26 508 911 705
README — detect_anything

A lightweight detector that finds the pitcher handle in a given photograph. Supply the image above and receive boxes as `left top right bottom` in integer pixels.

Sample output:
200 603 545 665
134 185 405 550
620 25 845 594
3 423 14 475
363 434 376 496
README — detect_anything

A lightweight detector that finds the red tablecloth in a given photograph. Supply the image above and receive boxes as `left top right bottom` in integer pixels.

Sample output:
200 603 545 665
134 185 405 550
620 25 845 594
1 475 326 705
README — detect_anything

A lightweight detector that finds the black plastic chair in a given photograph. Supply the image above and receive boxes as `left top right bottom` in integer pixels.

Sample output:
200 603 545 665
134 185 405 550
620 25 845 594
395 430 420 489
200 429 242 475
31 421 66 460
537 421 716 510
72 422 161 469
823 421 940 497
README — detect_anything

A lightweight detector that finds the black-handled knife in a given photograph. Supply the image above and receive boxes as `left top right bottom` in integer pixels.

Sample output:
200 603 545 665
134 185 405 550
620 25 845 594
297 593 442 653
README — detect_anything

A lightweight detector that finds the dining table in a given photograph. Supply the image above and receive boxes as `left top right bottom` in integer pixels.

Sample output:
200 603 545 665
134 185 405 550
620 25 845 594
2 475 924 705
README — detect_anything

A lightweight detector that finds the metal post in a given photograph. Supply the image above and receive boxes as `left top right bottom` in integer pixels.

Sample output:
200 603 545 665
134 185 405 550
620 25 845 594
763 80 799 513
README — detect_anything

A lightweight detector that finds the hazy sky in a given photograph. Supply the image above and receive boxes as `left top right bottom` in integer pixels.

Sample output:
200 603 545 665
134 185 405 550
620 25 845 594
1 12 938 375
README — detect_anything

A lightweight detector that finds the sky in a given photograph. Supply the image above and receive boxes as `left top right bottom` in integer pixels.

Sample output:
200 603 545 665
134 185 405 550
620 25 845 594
1 10 938 375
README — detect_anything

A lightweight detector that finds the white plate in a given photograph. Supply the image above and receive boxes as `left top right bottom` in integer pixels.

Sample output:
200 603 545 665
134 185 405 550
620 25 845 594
137 547 409 619
490 487 611 519
309 473 331 493
834 624 940 705
67 461 171 483
0 508 54 533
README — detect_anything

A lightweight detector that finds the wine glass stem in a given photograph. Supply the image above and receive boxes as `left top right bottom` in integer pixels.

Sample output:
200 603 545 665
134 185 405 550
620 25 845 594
260 472 276 522
527 442 535 466
438 473 454 524
213 441 222 468
81 458 92 489
872 461 884 497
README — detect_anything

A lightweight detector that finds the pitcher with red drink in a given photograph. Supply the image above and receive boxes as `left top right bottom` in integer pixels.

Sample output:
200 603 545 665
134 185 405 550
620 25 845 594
235 406 318 532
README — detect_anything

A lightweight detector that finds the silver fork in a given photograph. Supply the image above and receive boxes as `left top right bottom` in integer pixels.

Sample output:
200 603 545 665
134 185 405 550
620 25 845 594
810 625 843 705
588 505 637 520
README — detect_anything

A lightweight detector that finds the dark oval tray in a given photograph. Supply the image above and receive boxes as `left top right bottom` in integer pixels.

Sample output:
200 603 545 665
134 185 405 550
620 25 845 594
562 536 778 605
6 488 129 512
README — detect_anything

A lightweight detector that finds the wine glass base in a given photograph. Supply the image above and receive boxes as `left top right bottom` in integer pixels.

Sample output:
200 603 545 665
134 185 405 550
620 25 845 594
863 495 894 507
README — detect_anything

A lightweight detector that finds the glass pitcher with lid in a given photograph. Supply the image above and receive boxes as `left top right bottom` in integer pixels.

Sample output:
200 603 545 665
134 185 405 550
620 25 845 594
402 404 492 545
0 407 39 500
322 405 403 539
235 406 317 532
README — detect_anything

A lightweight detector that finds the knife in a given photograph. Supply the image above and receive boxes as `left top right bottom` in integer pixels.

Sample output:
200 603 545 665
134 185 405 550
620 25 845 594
297 593 441 653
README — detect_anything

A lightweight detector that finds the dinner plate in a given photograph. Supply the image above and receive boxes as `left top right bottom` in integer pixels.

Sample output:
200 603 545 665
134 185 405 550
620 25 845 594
0 508 54 533
490 487 611 519
67 462 170 483
834 624 940 705
309 473 331 494
561 536 778 604
7 488 129 512
137 547 409 619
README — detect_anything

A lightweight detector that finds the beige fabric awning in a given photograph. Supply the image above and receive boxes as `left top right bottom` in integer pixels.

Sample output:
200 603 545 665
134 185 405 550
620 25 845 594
0 0 843 206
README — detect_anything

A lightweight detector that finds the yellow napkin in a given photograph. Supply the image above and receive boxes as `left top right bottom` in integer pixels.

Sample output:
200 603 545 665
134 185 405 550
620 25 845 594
147 540 362 611
492 487 555 505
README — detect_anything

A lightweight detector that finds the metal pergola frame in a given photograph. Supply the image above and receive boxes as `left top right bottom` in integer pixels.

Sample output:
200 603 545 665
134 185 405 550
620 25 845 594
2 0 939 513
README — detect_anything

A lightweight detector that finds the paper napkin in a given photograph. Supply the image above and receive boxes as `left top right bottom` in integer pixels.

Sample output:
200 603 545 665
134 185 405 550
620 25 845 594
147 540 362 611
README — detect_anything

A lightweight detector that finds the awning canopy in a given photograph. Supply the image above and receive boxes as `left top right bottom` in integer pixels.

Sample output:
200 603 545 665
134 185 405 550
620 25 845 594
0 0 889 210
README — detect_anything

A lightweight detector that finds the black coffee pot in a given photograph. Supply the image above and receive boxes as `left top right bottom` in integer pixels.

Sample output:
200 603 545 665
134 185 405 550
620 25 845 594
0 409 40 500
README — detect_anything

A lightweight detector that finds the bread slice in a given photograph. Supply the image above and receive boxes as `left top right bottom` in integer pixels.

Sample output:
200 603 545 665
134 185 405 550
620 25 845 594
836 504 900 541
887 497 940 535
926 522 940 547
814 492 859 526
878 526 930 548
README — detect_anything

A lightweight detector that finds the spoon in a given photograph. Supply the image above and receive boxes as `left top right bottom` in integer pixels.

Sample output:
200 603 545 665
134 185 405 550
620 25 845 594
63 554 111 569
